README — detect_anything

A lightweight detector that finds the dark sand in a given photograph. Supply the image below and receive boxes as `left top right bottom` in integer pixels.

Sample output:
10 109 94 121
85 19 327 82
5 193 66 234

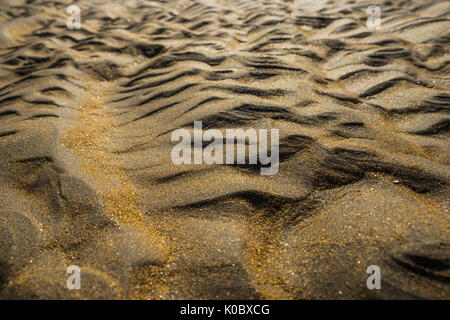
0 0 449 299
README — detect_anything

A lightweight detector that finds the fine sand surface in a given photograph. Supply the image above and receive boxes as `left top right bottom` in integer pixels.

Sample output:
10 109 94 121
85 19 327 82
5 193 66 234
0 0 449 299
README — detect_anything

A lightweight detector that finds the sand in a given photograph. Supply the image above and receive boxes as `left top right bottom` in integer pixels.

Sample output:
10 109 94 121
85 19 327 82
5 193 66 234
0 0 449 299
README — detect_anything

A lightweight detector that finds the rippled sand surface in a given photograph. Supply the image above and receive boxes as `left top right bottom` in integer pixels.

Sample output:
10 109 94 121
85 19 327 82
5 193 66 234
0 0 449 299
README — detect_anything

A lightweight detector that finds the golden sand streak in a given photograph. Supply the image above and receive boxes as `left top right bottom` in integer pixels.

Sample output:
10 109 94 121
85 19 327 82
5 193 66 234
61 80 144 224
60 80 175 298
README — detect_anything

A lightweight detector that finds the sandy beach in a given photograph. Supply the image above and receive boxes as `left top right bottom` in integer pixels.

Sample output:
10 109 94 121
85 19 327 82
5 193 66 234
0 0 449 299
